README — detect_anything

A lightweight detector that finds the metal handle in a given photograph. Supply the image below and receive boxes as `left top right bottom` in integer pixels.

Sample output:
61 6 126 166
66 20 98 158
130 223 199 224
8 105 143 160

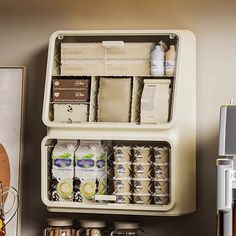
3 186 19 225
43 228 47 236
217 159 233 212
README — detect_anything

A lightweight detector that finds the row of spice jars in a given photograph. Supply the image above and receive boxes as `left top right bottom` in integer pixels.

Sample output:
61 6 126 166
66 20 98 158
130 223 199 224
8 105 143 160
44 218 144 236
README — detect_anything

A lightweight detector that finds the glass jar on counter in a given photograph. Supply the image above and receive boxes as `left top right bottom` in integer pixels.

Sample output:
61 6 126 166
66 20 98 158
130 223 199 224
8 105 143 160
44 218 76 236
77 220 109 236
111 222 144 236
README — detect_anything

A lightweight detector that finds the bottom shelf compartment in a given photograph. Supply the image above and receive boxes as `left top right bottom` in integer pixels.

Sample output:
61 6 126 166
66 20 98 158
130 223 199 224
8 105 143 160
42 138 174 214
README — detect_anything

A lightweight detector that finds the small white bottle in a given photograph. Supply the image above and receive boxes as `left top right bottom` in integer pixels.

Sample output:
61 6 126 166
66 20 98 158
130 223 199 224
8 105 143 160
151 45 165 76
165 45 176 76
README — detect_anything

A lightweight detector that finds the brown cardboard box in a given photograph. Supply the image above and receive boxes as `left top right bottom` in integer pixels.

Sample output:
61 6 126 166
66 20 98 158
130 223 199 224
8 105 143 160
61 60 104 76
52 89 89 102
106 59 150 76
53 104 88 123
61 42 154 60
52 78 90 90
61 43 104 60
61 59 150 76
105 43 154 60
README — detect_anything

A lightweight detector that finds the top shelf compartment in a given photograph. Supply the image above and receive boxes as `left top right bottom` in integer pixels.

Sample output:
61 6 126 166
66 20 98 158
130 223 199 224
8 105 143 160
53 34 178 77
43 30 195 129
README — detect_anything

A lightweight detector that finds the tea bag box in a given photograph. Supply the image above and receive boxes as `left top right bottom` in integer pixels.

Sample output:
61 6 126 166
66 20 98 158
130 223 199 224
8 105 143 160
52 78 90 123
41 30 196 216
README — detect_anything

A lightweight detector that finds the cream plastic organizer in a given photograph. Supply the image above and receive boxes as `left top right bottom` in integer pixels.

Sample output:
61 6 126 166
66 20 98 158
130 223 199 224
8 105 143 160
41 30 196 216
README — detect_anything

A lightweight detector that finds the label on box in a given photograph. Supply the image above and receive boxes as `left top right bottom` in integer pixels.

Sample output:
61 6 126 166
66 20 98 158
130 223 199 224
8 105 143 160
52 90 89 102
52 78 90 90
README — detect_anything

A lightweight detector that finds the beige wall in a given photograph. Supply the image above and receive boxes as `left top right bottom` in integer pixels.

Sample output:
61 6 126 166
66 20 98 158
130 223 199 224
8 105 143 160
1 0 236 235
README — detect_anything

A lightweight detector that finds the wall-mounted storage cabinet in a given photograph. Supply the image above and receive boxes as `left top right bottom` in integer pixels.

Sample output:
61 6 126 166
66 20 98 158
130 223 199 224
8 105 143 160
41 30 196 216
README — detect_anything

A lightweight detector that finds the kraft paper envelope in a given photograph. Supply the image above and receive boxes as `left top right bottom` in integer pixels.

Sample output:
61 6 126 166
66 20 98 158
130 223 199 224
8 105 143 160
98 77 131 122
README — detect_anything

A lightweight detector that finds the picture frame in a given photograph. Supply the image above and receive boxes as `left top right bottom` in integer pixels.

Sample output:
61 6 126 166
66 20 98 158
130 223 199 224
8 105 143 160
0 66 26 236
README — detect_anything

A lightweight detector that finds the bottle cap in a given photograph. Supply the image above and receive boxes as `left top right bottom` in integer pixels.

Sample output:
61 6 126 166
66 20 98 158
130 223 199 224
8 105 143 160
159 40 168 51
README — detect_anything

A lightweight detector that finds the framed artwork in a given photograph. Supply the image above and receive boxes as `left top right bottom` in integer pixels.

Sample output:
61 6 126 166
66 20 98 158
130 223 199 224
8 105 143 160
0 67 26 236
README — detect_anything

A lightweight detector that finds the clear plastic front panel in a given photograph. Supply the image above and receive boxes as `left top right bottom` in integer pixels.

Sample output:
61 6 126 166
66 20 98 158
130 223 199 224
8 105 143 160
43 138 172 209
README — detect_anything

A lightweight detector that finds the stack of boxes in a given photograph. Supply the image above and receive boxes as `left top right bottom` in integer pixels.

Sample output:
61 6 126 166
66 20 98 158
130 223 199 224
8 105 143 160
52 77 90 123
60 42 154 76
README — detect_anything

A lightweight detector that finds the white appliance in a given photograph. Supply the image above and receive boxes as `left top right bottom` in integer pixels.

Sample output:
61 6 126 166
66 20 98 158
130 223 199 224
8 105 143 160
217 101 236 235
41 30 196 216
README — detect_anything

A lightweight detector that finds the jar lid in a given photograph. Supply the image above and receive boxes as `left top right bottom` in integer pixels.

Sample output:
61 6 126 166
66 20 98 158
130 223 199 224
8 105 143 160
80 220 106 228
114 222 140 230
47 217 73 227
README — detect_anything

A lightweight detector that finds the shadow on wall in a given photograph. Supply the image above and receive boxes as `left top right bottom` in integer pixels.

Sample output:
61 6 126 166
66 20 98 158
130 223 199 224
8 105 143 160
21 46 48 233
20 45 218 235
